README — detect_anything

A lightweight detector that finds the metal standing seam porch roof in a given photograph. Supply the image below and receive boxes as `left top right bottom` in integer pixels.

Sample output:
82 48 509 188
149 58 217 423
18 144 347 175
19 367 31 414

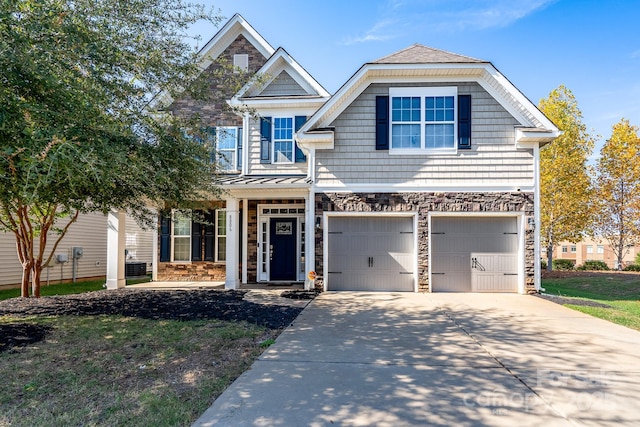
215 174 311 189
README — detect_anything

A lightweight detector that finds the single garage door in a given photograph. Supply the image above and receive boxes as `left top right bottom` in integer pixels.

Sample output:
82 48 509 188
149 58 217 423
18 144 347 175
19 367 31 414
327 216 414 291
431 217 519 292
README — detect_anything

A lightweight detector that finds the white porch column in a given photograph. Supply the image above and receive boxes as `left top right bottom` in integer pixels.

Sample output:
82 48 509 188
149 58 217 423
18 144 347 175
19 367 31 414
151 213 158 281
305 191 315 290
225 198 240 289
242 198 248 284
106 210 126 289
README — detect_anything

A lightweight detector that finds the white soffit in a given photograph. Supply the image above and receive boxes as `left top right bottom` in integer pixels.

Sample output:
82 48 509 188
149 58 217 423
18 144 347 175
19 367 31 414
299 62 559 139
231 47 330 104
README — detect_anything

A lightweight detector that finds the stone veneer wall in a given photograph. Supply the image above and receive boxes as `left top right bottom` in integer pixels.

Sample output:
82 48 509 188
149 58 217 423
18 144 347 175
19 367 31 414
168 34 267 126
157 262 226 281
315 192 536 293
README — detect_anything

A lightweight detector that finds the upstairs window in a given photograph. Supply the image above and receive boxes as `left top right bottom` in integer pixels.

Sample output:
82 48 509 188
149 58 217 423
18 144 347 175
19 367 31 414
273 117 294 163
389 87 457 153
206 127 242 172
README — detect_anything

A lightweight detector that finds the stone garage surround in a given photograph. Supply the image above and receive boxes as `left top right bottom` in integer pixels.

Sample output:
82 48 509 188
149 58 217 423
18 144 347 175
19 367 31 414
315 192 535 293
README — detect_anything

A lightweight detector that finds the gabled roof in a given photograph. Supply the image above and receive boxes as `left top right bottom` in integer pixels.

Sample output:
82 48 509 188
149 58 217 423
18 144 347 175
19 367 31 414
297 44 559 148
196 14 274 72
149 14 274 110
372 44 486 64
229 47 330 110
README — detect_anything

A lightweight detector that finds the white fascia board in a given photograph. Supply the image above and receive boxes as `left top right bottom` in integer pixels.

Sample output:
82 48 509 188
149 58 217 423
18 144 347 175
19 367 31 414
314 183 534 193
516 128 562 148
479 67 558 132
299 62 559 140
231 48 330 103
198 14 274 71
224 187 310 198
148 14 274 112
229 97 327 111
295 130 334 150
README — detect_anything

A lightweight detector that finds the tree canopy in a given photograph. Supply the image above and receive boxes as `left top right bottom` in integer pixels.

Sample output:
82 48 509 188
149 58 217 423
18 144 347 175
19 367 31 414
593 119 640 269
0 0 232 296
538 85 595 270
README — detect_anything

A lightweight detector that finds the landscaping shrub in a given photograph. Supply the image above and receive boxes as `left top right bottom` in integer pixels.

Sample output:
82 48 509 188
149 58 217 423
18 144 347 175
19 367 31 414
552 259 575 270
540 259 547 270
624 264 640 272
577 260 610 271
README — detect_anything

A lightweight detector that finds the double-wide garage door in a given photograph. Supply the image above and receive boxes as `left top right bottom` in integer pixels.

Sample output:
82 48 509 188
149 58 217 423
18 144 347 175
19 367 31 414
431 217 519 292
327 216 414 291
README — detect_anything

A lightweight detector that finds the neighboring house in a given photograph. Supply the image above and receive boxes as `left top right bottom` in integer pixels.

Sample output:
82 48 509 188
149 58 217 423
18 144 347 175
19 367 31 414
0 213 153 290
106 14 559 293
549 238 640 269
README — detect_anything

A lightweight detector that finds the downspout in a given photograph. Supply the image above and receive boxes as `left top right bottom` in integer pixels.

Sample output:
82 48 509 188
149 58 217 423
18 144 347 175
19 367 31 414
242 112 250 176
305 148 316 290
534 144 542 292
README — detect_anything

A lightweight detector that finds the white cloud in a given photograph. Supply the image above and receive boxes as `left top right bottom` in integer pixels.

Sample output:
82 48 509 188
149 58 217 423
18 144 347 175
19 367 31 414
341 0 556 45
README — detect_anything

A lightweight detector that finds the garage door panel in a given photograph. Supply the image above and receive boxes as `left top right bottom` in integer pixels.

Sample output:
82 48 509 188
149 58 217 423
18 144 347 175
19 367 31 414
327 217 414 292
431 217 519 293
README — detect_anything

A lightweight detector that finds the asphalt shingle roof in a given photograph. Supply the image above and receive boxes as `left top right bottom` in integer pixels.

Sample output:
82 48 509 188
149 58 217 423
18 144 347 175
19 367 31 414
372 44 486 64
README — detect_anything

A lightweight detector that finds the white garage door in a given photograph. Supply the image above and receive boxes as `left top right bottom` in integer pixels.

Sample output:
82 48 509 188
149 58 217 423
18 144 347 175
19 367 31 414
431 217 519 292
327 216 414 291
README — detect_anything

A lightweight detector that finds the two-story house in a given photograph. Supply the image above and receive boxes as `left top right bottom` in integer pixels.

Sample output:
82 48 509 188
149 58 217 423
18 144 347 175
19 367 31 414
105 14 559 294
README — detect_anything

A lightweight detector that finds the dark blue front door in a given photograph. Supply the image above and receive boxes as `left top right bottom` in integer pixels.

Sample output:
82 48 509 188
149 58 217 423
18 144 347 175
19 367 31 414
270 218 297 281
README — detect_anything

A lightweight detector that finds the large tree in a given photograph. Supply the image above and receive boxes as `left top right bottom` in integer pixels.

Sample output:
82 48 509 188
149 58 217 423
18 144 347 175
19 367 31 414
593 119 640 269
0 0 240 297
539 85 595 270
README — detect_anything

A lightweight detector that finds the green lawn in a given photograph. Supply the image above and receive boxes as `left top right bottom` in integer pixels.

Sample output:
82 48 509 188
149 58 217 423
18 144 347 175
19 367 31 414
542 273 640 331
0 276 151 301
0 315 267 427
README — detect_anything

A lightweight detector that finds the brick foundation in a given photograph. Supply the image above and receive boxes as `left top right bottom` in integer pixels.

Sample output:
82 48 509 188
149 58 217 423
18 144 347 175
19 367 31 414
157 262 226 281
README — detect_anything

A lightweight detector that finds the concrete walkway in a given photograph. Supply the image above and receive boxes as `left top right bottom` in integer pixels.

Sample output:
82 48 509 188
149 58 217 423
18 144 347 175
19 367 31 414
193 292 640 427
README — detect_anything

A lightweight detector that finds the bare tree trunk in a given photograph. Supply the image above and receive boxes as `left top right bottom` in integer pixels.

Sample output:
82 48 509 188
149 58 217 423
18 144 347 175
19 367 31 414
32 266 42 297
547 244 554 271
21 262 32 298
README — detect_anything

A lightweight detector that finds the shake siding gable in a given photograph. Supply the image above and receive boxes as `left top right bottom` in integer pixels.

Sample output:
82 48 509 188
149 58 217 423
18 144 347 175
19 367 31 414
316 82 527 187
260 70 308 96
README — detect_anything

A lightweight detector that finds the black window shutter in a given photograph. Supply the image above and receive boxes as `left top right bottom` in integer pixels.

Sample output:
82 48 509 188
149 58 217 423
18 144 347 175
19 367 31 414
260 117 272 163
375 96 389 150
204 210 215 261
191 211 203 261
458 95 472 149
159 213 171 262
237 127 243 170
294 116 307 162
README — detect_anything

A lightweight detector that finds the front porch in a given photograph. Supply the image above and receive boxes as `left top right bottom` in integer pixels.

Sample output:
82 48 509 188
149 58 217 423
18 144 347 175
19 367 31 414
106 176 316 291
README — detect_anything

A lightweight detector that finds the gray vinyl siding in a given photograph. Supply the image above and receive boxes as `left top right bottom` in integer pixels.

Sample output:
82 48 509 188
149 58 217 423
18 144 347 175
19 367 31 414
247 116 307 175
0 213 153 288
260 71 308 96
316 82 532 186
125 216 154 272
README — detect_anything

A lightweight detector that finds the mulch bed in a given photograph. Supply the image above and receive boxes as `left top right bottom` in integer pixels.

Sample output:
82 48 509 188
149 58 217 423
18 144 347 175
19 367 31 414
0 289 311 353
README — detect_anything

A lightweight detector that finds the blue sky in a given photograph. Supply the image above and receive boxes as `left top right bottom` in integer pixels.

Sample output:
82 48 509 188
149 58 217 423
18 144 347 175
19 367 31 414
193 0 640 159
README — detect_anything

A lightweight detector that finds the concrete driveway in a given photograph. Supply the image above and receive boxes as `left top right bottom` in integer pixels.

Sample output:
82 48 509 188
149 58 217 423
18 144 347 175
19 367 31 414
193 292 640 427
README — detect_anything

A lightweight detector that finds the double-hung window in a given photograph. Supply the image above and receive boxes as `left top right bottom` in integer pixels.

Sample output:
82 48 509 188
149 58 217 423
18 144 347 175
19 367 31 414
273 117 294 163
207 127 242 172
390 87 457 153
172 210 191 262
216 209 227 262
